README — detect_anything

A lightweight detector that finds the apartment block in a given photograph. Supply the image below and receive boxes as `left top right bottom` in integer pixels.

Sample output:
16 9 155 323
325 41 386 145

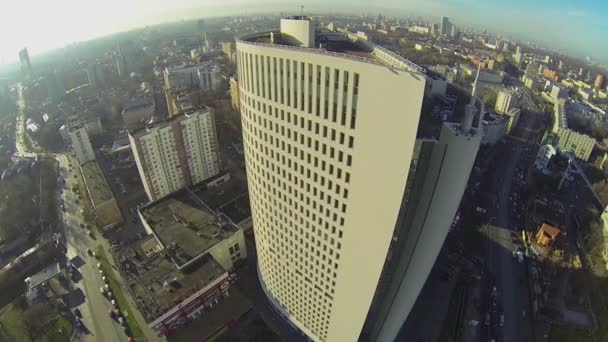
129 107 220 201
230 76 240 111
69 127 95 165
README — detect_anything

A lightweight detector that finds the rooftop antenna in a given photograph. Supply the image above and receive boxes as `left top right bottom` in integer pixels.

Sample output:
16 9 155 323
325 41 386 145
462 64 482 134
470 64 481 105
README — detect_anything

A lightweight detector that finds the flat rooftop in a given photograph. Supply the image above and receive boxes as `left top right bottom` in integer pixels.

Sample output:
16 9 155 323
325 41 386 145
244 29 378 59
139 190 238 268
121 252 226 323
27 262 61 290
81 161 114 205
191 175 251 225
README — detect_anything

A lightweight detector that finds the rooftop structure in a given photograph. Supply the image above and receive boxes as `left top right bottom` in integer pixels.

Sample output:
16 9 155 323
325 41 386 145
122 96 155 127
81 162 113 205
123 249 231 335
26 263 62 290
138 187 246 270
81 161 123 227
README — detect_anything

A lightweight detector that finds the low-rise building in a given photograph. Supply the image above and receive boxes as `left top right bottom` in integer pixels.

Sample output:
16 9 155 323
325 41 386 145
130 189 248 336
122 96 155 127
535 223 560 247
25 263 69 305
81 161 123 227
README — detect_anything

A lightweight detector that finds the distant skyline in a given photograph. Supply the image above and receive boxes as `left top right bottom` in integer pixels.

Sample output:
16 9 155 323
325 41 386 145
0 0 607 66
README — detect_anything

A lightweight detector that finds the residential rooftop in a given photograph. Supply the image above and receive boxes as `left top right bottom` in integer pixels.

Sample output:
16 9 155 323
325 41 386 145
26 262 61 290
120 251 226 323
123 96 154 112
139 189 238 268
129 106 211 137
81 161 114 205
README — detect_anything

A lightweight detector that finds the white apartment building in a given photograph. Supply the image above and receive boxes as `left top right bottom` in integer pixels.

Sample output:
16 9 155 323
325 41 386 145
482 111 508 145
236 17 481 342
69 127 95 165
495 87 520 114
129 108 220 201
534 144 557 171
552 99 595 162
197 64 221 91
164 62 220 90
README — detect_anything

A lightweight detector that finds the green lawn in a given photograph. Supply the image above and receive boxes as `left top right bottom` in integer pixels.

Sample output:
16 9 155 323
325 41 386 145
0 301 73 342
41 316 73 342
95 247 145 341
0 301 27 341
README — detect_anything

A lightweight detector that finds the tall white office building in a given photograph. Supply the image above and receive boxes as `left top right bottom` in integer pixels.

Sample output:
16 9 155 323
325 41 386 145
129 108 220 201
236 17 482 342
69 127 95 165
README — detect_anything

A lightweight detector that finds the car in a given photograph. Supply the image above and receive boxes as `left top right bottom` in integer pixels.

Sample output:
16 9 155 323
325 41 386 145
73 308 82 318
75 318 82 328
111 244 120 251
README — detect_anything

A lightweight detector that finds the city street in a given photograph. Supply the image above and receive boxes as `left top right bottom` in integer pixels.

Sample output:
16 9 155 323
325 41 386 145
14 87 130 342
58 154 129 342
484 111 543 342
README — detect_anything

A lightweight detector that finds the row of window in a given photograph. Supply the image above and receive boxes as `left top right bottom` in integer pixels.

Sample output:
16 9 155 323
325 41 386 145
238 50 359 131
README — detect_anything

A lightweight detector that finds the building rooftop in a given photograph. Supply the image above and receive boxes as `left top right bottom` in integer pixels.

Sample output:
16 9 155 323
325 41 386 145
483 111 507 125
123 96 154 112
239 24 424 73
194 177 251 225
27 262 61 290
121 251 226 323
139 189 238 268
129 106 211 137
81 161 114 205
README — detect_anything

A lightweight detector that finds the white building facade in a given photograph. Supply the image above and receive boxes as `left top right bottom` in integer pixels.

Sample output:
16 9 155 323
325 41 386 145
236 18 481 342
164 62 220 90
129 108 220 201
534 144 557 171
69 127 95 165
495 87 520 114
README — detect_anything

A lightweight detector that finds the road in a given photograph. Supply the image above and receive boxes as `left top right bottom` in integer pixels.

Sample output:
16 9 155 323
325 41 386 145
15 86 129 342
485 110 542 342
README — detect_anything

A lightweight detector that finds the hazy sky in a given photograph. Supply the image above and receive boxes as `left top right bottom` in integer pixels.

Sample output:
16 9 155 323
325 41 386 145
1 0 607 65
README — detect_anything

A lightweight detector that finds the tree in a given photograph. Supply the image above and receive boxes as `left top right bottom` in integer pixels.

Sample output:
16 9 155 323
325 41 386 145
22 303 54 340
